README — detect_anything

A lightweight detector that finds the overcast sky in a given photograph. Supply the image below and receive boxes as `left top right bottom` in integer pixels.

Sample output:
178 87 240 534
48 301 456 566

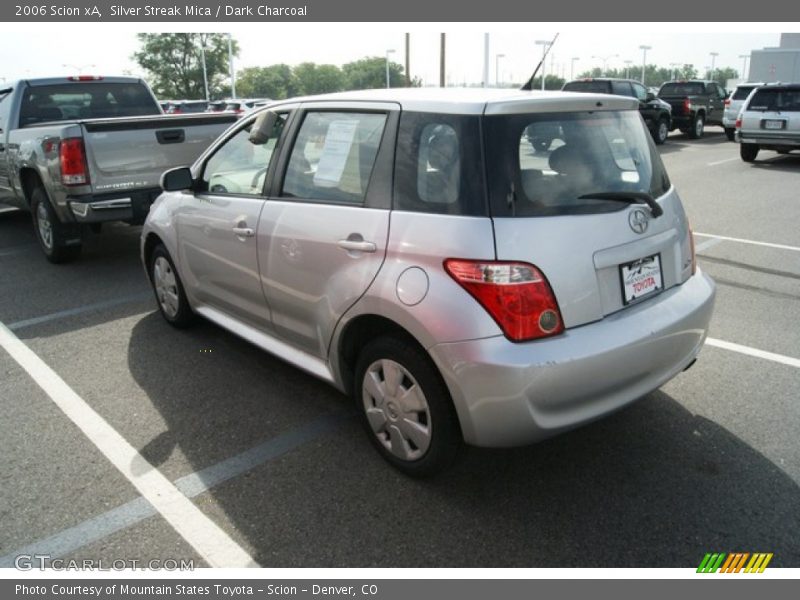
0 24 785 87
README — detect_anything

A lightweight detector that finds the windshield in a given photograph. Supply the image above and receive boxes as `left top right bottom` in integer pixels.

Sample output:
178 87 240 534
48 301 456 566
748 88 800 112
659 82 705 96
19 82 160 126
484 110 671 217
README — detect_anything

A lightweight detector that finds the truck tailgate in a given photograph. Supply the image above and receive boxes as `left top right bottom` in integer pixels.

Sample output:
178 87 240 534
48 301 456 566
81 114 236 193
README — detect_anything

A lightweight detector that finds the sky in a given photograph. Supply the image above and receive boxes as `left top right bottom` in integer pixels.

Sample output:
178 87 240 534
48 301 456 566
0 23 787 88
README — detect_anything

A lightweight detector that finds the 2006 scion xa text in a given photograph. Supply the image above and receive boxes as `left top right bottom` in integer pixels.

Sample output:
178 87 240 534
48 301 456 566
141 88 715 476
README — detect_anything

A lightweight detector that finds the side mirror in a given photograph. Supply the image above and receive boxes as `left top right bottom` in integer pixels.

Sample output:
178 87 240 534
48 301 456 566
249 110 279 145
161 166 193 192
646 91 656 102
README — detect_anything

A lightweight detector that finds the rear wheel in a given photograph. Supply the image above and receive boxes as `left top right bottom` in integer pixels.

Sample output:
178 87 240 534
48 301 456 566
740 143 759 162
149 244 195 327
354 336 462 477
725 127 735 141
653 118 669 145
688 113 705 139
30 187 81 263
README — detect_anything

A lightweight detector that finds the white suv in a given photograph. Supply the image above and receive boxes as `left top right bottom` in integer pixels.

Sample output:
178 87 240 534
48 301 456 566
736 84 800 161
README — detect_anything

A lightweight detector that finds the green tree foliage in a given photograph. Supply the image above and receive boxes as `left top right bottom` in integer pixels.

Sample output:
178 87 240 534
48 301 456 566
236 64 298 99
292 63 345 95
133 33 238 100
710 67 739 87
341 57 405 90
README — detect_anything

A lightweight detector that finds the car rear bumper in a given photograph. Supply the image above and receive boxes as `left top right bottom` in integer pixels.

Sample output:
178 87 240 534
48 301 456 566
736 132 800 147
68 189 160 224
429 270 716 447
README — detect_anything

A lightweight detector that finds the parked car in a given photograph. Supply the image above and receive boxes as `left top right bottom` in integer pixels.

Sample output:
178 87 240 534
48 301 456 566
735 83 800 162
205 100 228 113
166 100 209 114
224 98 270 116
657 80 728 139
562 78 672 144
0 76 237 262
723 82 764 140
142 88 715 476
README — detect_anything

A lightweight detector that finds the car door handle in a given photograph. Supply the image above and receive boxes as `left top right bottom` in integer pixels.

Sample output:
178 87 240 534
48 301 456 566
337 239 377 253
232 226 255 237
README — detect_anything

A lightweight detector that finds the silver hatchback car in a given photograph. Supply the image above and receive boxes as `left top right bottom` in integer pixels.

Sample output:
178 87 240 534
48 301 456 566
142 88 715 476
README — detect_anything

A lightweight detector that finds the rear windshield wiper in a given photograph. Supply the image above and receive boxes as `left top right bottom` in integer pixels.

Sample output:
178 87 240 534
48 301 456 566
577 191 663 218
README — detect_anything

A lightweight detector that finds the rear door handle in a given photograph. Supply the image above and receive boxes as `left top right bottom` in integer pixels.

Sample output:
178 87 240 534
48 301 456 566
232 226 255 238
337 239 376 253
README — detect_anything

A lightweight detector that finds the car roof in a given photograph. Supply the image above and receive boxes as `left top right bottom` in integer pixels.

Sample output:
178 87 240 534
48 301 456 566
265 87 638 115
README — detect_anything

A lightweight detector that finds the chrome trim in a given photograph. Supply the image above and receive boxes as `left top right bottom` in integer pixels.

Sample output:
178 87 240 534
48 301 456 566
89 198 132 210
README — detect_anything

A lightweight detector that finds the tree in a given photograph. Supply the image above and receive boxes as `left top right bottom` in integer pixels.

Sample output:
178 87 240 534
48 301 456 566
293 63 344 95
133 33 238 100
342 57 405 90
711 67 738 87
236 64 298 99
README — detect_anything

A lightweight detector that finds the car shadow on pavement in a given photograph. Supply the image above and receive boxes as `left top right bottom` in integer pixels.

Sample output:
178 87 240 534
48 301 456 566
658 130 731 155
749 153 800 172
126 313 800 568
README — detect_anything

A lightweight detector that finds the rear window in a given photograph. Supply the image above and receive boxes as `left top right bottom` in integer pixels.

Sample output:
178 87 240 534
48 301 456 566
747 88 800 112
733 85 758 100
659 82 705 96
19 82 160 126
484 110 671 218
563 81 611 94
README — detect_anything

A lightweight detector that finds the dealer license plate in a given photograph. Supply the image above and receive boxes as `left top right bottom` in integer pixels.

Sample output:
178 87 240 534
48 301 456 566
764 119 786 130
620 254 663 305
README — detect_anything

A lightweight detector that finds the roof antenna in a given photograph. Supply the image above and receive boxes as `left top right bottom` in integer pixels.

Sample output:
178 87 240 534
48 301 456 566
520 33 559 91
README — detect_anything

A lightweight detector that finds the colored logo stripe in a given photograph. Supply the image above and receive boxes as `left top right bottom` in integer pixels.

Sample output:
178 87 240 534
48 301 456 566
697 552 773 573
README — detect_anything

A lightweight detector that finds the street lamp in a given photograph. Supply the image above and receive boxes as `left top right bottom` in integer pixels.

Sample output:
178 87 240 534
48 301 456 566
570 57 579 80
228 33 236 100
624 60 633 80
535 40 550 91
639 45 651 85
198 38 209 102
591 54 618 76
739 54 750 81
495 53 505 87
709 52 719 81
385 48 396 88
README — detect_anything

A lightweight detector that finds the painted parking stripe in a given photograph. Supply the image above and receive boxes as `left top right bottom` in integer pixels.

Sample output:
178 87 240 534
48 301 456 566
693 233 800 253
0 322 258 568
707 157 739 166
7 293 151 331
706 337 800 369
694 237 725 253
0 412 349 568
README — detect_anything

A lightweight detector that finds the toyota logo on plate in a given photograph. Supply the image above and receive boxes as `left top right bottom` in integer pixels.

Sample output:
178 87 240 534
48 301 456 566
628 208 649 234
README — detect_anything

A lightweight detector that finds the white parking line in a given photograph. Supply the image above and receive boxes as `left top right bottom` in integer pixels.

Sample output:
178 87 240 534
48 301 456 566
0 322 258 568
706 337 800 369
694 233 800 253
694 237 725 253
707 157 739 166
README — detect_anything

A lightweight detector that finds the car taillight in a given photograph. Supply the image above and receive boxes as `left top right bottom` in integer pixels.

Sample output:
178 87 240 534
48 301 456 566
60 138 89 186
735 116 742 129
724 98 731 107
444 259 564 342
682 98 692 114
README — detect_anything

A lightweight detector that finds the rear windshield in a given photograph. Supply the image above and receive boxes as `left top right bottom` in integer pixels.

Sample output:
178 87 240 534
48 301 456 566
733 85 758 100
484 110 671 217
562 81 610 94
178 102 208 113
747 88 800 112
19 82 160 126
659 82 705 96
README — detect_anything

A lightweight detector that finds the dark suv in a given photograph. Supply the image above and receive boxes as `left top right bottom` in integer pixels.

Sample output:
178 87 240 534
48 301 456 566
562 78 673 144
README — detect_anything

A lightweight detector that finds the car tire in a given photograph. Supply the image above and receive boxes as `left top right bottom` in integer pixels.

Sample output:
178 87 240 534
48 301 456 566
354 335 462 477
149 244 195 328
654 118 669 145
724 127 735 141
30 187 81 263
740 143 759 162
688 114 705 139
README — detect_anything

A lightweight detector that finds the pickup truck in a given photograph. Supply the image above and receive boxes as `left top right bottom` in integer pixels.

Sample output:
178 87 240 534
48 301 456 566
0 76 236 262
657 80 728 139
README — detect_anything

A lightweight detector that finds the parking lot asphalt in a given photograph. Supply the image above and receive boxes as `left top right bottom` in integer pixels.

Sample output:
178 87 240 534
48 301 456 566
1 128 799 569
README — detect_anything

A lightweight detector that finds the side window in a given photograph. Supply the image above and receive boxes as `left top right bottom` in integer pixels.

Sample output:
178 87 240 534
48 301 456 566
201 114 286 196
394 112 485 216
281 111 387 205
0 90 11 131
631 83 648 102
718 86 728 99
707 83 718 97
611 81 634 97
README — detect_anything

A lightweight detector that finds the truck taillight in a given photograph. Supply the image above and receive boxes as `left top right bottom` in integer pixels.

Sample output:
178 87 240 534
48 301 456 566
682 98 692 114
60 138 89 186
67 75 103 81
444 259 564 342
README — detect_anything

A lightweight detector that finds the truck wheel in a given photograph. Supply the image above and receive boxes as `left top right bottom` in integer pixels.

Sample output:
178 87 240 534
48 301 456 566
725 127 735 141
688 114 705 139
149 244 195 328
354 335 462 477
654 118 669 145
30 187 81 263
740 143 759 162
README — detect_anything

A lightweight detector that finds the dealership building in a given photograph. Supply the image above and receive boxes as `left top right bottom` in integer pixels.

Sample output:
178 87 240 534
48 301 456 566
748 33 800 83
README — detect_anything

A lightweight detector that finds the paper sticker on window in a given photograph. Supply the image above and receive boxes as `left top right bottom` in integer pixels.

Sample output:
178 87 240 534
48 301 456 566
313 120 359 188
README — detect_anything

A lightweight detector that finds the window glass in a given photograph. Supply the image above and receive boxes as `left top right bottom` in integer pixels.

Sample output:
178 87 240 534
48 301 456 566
748 88 800 112
282 111 387 205
394 112 485 215
611 81 634 97
563 80 610 94
733 85 757 100
631 83 648 102
659 82 705 96
484 110 671 217
202 114 285 196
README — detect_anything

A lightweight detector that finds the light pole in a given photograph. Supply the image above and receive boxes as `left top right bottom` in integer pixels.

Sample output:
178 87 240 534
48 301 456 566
639 45 651 85
709 52 719 82
570 57 579 80
624 60 633 80
669 62 682 80
228 33 236 100
739 54 750 81
385 49 396 89
535 40 550 91
198 38 209 102
591 54 618 76
495 53 505 87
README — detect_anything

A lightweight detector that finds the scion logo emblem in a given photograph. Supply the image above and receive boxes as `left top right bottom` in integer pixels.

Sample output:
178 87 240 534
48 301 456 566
628 208 649 234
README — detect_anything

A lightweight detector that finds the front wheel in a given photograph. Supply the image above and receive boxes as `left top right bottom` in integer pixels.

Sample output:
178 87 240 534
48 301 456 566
740 143 759 162
725 127 735 141
149 244 195 328
354 336 462 477
653 118 669 145
30 187 81 263
688 114 705 139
